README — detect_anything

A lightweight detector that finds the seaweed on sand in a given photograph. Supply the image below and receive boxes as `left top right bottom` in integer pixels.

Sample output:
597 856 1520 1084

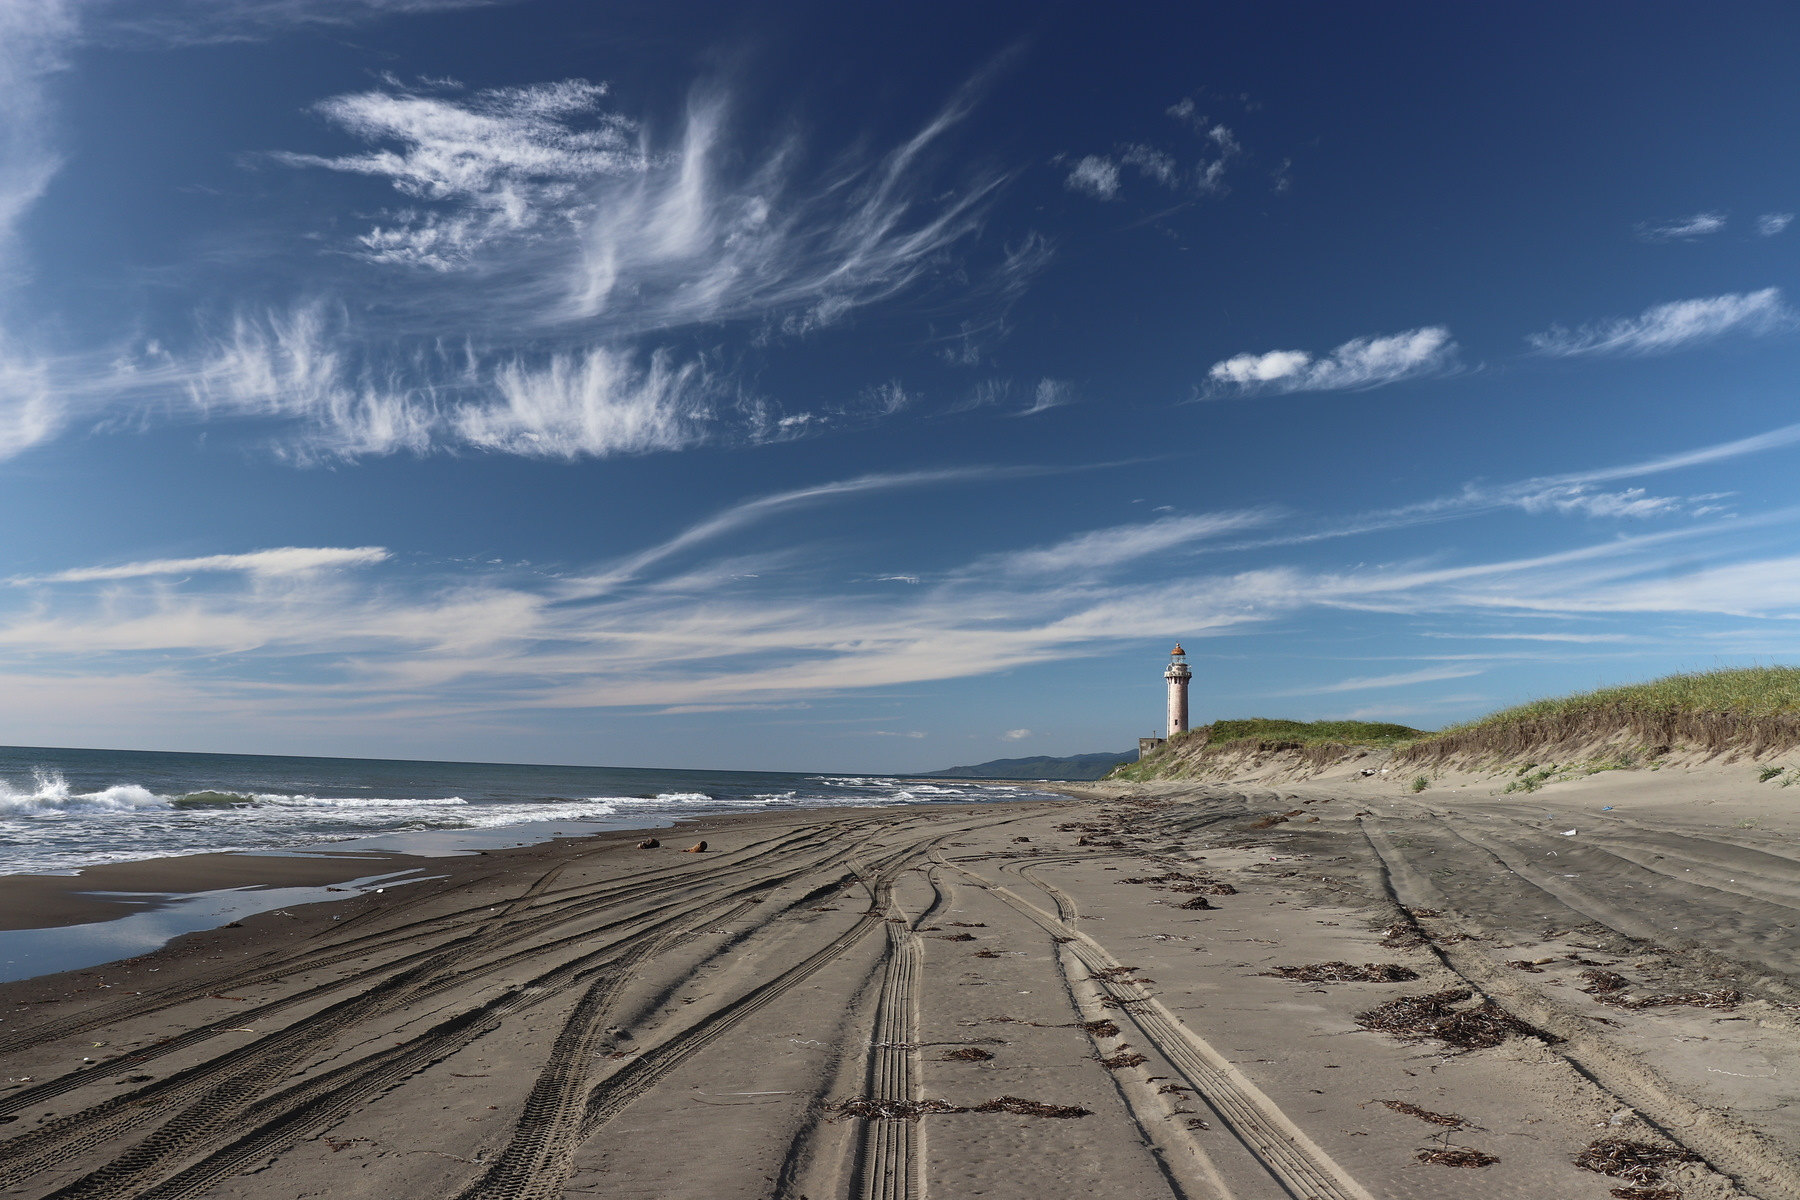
1598 989 1742 1011
1380 1099 1467 1127
1580 969 1631 994
1096 1051 1148 1069
828 1096 1089 1120
1574 1137 1700 1185
1415 1148 1499 1167
826 1098 964 1120
1266 962 1420 983
1355 988 1563 1049
968 1096 1090 1118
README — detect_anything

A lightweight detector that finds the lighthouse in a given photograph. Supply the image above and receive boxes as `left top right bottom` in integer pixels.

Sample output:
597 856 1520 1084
1165 643 1192 737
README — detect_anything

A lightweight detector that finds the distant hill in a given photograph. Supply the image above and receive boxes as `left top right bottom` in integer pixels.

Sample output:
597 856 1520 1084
919 751 1137 781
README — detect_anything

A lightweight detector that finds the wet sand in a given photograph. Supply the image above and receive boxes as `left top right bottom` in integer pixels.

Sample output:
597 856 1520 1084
0 774 1796 1199
0 851 425 931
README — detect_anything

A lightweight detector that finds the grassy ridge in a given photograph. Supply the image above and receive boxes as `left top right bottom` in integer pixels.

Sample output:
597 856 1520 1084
1433 666 1800 725
1206 718 1424 747
1109 717 1425 780
1402 666 1800 762
1113 667 1800 782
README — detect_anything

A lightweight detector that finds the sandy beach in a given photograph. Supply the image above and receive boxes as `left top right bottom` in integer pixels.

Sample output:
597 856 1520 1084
0 769 1797 1200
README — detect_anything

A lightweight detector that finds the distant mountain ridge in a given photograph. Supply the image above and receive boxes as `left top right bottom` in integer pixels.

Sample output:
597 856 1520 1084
918 751 1136 781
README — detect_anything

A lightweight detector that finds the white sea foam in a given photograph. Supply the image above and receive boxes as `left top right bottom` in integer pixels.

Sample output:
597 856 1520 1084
0 770 165 814
0 756 1047 877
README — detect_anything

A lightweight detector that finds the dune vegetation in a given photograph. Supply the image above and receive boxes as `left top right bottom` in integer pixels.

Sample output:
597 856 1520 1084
1400 666 1800 764
1112 667 1800 782
1109 718 1425 781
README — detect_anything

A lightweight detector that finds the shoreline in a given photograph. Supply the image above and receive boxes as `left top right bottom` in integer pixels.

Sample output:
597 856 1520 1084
0 790 1057 981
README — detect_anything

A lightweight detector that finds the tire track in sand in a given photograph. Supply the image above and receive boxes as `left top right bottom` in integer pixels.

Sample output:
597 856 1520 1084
848 855 930 1200
1360 818 1800 1200
936 850 1376 1200
11 832 848 1198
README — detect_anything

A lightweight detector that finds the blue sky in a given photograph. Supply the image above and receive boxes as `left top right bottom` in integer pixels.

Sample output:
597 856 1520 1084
2 0 1799 771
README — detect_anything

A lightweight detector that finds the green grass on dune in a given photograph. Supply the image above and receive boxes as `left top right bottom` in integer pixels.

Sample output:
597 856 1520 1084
1434 666 1800 732
1204 718 1425 747
1114 667 1800 782
1402 666 1800 762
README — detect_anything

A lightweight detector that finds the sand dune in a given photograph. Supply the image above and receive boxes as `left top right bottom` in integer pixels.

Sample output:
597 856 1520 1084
0 771 1796 1198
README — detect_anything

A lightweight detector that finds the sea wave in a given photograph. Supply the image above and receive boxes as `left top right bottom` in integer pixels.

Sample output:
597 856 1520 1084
0 770 164 814
0 758 1045 877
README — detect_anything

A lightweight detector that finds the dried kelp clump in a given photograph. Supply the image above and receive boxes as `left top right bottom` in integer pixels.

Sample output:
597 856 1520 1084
828 1095 1090 1120
969 1096 1090 1118
1097 1051 1148 1069
827 1098 964 1120
1574 1137 1700 1186
941 1047 994 1062
1380 1100 1467 1127
1355 988 1563 1049
1580 969 1631 994
1267 962 1420 983
1598 989 1741 1011
1416 1148 1499 1168
1117 872 1237 896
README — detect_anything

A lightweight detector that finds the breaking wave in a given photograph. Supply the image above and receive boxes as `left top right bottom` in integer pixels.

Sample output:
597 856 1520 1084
0 758 1048 876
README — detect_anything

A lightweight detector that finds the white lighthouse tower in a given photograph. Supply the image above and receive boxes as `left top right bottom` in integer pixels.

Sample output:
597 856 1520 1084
1165 643 1191 737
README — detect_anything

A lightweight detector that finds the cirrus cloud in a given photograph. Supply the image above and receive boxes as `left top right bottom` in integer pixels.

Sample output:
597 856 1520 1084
1204 326 1457 397
15 546 389 584
1526 288 1793 358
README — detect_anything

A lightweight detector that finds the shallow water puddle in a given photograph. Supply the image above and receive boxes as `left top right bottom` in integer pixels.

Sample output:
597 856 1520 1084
0 867 439 983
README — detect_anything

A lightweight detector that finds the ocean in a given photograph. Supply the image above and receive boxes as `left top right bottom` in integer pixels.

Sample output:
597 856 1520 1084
0 744 1053 877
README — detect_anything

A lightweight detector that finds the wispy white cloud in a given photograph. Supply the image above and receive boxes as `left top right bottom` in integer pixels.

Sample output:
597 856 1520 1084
17 546 389 584
88 0 509 47
1205 326 1457 396
860 380 912 415
1120 144 1176 187
0 1 76 454
278 80 642 271
455 347 712 459
1016 378 1075 416
1757 212 1794 237
0 0 71 284
1636 211 1726 241
1513 484 1688 520
1527 288 1793 357
1064 155 1119 199
564 83 1009 338
1066 116 1238 202
979 511 1271 579
1421 631 1632 643
8 467 1800 723
563 466 1058 597
0 59 1036 463
1276 666 1486 695
1001 728 1031 740
1165 98 1203 128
